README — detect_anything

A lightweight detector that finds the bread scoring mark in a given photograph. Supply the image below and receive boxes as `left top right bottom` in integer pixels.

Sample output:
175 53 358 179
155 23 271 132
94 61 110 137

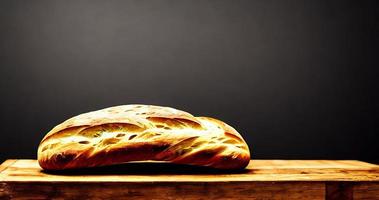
137 131 153 138
128 134 137 140
224 132 243 142
41 146 48 152
116 133 126 137
41 125 90 144
174 118 203 129
78 126 105 138
41 142 59 152
147 117 203 130
190 141 206 148
78 123 144 139
78 141 90 144
223 138 240 144
173 136 200 147
155 136 199 160
147 117 185 128
154 124 172 130
93 132 102 138
100 138 121 146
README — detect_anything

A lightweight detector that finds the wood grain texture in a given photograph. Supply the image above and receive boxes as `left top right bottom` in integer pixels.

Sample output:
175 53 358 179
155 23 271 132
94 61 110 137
326 182 353 200
1 182 325 200
353 182 379 200
0 159 378 199
0 160 16 174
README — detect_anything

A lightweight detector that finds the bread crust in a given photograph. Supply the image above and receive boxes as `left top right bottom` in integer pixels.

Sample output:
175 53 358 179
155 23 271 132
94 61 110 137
37 105 250 170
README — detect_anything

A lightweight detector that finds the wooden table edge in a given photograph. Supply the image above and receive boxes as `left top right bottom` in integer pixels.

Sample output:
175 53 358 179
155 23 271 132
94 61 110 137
0 160 17 173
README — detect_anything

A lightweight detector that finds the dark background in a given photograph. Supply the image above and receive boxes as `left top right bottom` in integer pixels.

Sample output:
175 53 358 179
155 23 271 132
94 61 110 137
0 0 378 164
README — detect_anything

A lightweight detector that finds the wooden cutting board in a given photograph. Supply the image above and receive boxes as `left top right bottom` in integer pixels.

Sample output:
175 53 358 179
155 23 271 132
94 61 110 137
1 159 378 199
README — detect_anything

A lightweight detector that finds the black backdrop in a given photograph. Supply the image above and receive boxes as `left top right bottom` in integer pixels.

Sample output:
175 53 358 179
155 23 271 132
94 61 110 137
0 0 378 163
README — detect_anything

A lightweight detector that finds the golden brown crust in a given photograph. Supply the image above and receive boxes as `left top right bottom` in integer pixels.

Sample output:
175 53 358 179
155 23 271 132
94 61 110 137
37 105 251 170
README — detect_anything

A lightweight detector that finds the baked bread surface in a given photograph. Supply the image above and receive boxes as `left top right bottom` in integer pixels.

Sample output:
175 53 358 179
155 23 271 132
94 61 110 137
38 105 250 170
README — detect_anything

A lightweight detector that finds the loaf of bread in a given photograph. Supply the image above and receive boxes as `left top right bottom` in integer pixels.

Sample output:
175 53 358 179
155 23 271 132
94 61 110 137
37 105 251 170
